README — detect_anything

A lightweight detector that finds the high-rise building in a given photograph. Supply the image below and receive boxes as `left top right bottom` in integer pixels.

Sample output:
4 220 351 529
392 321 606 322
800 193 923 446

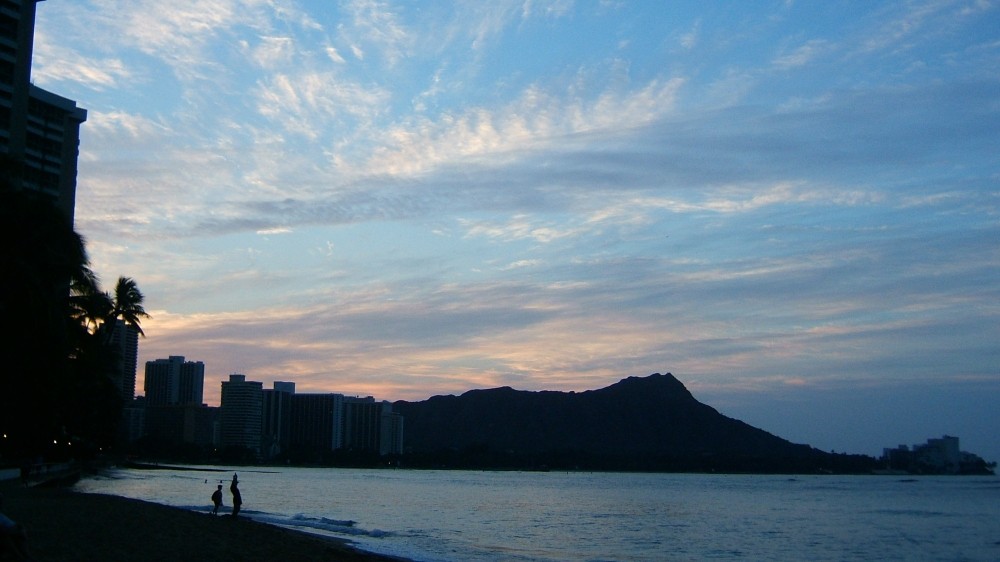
1 0 87 220
380 409 404 456
119 396 146 444
107 320 139 400
281 391 404 459
141 356 208 449
262 381 295 460
289 393 344 460
144 356 205 406
342 397 390 453
220 374 262 455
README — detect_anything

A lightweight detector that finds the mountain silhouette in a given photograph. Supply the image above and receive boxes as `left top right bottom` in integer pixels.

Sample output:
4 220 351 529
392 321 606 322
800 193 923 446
393 373 875 473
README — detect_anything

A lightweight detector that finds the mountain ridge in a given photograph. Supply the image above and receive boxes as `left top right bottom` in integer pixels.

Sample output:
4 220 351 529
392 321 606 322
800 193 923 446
393 372 876 473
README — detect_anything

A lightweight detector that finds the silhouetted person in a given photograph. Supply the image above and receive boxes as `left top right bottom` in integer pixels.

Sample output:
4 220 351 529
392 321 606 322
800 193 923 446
230 474 242 518
0 493 31 560
211 484 223 515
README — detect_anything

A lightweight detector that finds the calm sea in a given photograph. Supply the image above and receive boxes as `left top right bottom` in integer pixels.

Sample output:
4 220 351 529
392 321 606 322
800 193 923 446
74 466 1000 561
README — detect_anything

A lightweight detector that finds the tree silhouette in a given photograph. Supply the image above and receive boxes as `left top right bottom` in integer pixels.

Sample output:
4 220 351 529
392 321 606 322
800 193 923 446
0 156 145 459
101 276 149 343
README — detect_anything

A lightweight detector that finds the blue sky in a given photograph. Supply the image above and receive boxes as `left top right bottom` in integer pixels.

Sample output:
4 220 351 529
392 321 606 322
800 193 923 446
33 1 999 462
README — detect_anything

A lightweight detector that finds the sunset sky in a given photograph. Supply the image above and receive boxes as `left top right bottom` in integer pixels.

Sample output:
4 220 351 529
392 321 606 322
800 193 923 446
33 1 999 461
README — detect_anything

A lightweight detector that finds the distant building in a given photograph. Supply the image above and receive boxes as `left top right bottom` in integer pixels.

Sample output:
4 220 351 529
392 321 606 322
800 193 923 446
220 374 263 455
262 381 295 460
107 320 139 400
343 397 390 453
131 367 402 461
144 356 205 406
289 393 344 460
119 396 146 444
284 393 403 459
144 404 217 448
1 0 87 220
138 356 209 448
915 435 961 474
380 409 404 456
189 405 220 448
880 435 992 475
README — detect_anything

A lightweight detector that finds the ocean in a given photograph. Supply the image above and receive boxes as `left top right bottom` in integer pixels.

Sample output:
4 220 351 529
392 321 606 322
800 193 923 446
73 466 1000 561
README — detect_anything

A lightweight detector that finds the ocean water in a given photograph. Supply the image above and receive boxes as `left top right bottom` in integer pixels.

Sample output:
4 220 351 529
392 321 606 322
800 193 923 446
74 466 1000 561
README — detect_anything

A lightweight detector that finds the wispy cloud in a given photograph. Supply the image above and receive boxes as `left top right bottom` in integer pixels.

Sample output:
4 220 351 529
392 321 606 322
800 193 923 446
341 0 414 65
32 30 132 90
772 39 829 69
359 77 685 176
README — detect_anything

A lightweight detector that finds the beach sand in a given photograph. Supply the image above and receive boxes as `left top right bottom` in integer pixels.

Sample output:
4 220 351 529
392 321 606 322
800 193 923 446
0 478 406 561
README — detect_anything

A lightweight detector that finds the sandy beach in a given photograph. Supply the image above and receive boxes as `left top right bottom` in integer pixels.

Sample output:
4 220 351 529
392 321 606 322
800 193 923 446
0 477 405 561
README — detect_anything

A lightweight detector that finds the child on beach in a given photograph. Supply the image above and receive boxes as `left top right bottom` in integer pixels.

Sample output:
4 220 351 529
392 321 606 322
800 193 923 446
211 484 223 515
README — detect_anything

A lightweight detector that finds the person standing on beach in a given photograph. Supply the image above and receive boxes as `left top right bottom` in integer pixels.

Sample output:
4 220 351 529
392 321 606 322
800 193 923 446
211 484 223 515
230 474 242 518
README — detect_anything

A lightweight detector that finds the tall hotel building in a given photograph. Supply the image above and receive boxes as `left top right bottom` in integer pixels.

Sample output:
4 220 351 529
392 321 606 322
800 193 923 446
108 319 140 400
262 381 295 459
220 374 263 454
289 392 345 459
144 356 205 406
1 0 87 220
142 356 212 447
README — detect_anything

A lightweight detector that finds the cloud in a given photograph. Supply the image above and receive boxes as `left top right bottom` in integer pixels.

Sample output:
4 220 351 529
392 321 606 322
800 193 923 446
32 30 133 90
139 212 997 407
84 110 173 142
772 39 829 69
855 0 992 55
325 46 347 64
249 36 295 69
460 215 584 243
341 0 414 66
502 259 542 270
256 227 292 235
254 71 391 139
359 77 685 176
679 20 700 50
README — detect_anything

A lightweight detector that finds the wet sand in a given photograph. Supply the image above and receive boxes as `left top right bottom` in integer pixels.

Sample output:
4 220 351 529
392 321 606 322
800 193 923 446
0 478 406 561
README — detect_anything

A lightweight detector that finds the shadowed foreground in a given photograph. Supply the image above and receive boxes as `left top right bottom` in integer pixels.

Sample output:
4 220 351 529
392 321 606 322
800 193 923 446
1 479 404 561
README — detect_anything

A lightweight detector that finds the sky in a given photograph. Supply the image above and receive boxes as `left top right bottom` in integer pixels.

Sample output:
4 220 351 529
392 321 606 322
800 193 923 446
32 1 999 462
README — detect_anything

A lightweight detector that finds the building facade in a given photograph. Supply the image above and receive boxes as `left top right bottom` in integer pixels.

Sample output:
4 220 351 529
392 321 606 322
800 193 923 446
1 0 87 220
107 319 139 400
119 396 146 444
289 393 344 461
144 356 205 406
342 397 388 453
380 409 404 456
220 374 263 455
262 381 295 460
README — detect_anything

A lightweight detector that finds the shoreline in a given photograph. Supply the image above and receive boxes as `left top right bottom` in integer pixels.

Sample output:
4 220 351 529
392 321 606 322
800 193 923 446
0 477 408 561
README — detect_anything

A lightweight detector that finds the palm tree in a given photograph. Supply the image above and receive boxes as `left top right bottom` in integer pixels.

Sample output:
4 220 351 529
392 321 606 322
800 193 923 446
69 272 113 335
101 276 150 343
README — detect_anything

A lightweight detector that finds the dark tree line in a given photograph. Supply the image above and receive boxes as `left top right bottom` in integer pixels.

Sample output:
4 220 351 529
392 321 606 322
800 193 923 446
1 156 148 461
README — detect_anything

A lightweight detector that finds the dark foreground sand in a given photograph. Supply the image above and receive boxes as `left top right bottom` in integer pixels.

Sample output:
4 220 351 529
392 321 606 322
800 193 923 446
1 478 405 561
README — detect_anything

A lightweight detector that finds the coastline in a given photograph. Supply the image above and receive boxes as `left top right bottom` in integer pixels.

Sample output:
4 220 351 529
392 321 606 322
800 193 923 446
0 477 407 561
